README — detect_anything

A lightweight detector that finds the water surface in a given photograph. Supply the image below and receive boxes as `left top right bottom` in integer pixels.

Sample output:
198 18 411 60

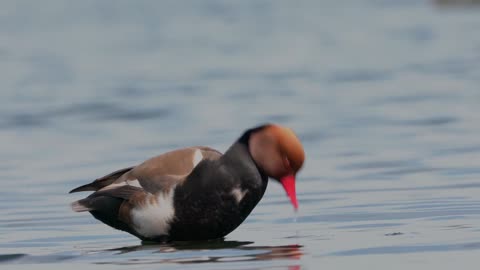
1 0 480 269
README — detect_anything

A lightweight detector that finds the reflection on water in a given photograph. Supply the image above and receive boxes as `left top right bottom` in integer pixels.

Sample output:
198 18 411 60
1 0 480 269
1 240 302 269
99 241 302 265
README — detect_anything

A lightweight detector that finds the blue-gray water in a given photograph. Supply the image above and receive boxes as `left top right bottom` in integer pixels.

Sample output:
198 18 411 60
1 0 480 269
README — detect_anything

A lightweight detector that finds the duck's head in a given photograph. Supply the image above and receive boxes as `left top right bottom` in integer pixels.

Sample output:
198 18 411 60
248 124 305 210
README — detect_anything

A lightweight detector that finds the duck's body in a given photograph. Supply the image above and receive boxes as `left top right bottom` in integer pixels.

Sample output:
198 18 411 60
70 124 304 242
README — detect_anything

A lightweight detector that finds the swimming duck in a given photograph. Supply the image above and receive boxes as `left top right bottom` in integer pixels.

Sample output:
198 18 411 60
70 124 305 242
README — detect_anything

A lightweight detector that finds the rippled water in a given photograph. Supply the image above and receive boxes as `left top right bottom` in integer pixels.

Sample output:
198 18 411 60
1 0 480 269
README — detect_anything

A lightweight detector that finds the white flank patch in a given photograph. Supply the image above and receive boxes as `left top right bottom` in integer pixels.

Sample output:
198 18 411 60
130 189 176 237
231 188 248 203
192 149 203 167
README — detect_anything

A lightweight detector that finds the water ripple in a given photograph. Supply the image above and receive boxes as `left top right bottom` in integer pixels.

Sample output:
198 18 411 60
330 241 480 256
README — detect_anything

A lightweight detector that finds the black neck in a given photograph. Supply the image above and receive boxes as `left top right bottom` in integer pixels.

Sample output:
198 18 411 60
221 129 269 189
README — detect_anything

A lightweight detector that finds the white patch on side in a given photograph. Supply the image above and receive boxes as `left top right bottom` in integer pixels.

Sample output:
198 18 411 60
192 149 203 167
231 188 248 203
130 189 176 237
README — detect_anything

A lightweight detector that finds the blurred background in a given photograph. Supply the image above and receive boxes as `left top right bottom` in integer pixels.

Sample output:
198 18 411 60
1 0 480 269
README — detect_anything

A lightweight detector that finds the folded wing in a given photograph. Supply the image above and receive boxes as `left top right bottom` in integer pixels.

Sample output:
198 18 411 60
69 146 222 240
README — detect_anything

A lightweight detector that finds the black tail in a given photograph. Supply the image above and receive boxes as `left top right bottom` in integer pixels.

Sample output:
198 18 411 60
71 194 143 239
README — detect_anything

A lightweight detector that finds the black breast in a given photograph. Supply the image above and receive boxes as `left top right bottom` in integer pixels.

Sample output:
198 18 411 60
167 143 268 241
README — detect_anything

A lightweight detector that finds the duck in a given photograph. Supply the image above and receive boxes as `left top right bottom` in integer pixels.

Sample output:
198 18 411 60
69 123 305 242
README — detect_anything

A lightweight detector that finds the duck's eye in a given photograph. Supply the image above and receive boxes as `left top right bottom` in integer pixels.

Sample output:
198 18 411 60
283 157 291 170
